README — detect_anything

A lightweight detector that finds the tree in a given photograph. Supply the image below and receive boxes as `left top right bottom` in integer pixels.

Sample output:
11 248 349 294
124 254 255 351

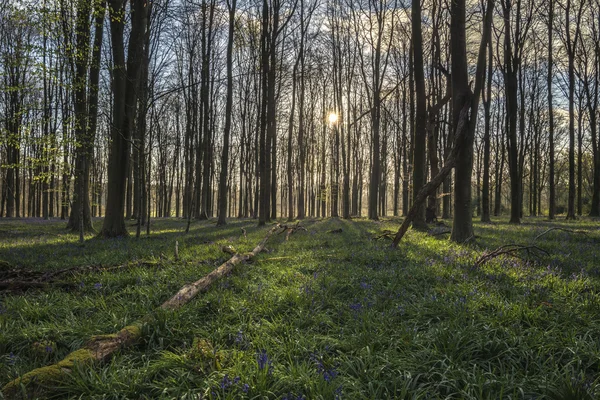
411 0 427 229
450 0 494 242
217 0 237 226
548 0 556 219
100 0 149 237
66 0 105 234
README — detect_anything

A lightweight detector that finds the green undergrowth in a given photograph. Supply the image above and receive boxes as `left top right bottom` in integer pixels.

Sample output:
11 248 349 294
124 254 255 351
0 216 599 399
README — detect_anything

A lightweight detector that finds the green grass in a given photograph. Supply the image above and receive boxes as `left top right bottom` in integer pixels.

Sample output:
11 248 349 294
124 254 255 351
0 216 599 399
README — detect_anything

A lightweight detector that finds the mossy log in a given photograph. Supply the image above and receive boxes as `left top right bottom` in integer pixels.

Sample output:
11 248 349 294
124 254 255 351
2 225 282 398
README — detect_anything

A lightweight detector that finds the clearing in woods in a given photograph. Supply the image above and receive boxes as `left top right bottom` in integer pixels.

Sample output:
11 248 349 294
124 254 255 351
0 217 599 399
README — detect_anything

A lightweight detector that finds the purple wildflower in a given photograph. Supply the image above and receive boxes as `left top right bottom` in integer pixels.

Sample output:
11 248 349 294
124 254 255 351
234 330 244 345
257 349 272 373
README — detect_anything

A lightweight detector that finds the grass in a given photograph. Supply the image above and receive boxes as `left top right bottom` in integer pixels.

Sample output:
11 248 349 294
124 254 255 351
0 216 599 399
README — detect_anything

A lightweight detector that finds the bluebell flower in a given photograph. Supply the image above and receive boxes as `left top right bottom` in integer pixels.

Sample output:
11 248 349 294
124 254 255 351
219 374 232 390
334 385 343 400
234 330 244 345
94 283 102 290
242 383 250 393
323 368 338 382
256 349 272 373
8 352 15 365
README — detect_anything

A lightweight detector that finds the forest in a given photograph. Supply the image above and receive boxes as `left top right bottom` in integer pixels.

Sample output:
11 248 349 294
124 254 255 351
0 0 598 234
1 0 600 398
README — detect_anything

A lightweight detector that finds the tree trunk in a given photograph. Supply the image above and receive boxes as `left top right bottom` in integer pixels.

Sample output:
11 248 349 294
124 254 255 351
217 0 236 226
411 0 427 229
101 0 148 237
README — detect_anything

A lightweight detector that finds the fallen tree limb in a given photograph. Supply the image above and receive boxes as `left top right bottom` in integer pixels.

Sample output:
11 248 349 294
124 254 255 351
428 229 452 236
0 260 159 283
2 224 283 398
475 244 549 267
391 103 470 247
0 281 77 292
534 227 589 240
277 222 307 241
0 261 161 293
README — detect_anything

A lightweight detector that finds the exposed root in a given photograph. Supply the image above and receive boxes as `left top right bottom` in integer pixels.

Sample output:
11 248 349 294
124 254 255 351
475 244 549 267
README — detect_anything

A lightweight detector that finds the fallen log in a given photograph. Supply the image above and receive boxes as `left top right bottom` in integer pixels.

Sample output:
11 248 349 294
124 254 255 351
2 224 283 398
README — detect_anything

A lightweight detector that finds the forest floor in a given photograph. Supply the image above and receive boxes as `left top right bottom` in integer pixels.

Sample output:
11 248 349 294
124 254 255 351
0 216 599 399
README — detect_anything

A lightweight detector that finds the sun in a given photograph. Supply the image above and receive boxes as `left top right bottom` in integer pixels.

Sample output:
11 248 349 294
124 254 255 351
328 112 338 124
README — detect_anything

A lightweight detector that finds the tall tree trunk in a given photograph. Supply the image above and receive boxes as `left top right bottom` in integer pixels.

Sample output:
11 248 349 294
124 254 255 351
411 0 427 229
547 0 555 219
217 0 236 226
502 0 520 224
481 37 492 223
67 0 104 233
450 0 493 242
101 0 148 237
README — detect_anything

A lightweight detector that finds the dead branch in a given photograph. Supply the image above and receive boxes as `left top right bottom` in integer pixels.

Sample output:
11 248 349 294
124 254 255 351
475 244 549 267
240 227 247 239
0 261 161 293
534 227 589 240
277 222 307 241
2 224 284 398
327 228 343 234
428 229 451 236
0 281 77 292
